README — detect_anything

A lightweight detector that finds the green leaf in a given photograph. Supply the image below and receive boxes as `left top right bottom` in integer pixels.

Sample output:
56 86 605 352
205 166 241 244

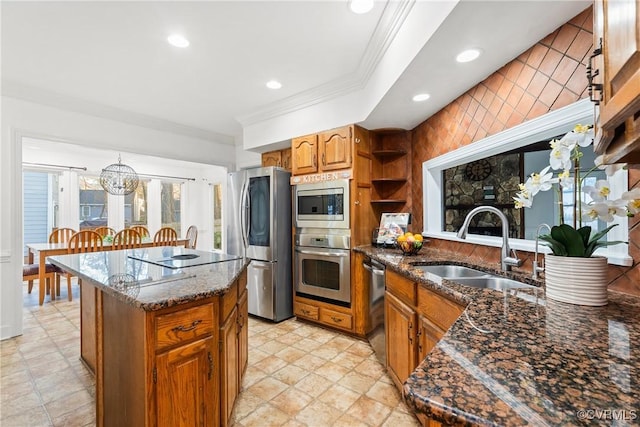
577 226 592 248
550 224 586 256
587 224 618 245
585 240 627 257
538 234 568 256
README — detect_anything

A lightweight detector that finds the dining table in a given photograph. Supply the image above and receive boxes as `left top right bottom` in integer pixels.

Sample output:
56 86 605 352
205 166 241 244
27 238 189 305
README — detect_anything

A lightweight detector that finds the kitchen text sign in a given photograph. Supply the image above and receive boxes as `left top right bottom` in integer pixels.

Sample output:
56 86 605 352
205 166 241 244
290 169 352 185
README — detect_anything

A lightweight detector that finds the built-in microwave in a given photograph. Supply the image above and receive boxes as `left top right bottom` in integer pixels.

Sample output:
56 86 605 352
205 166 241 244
294 179 350 229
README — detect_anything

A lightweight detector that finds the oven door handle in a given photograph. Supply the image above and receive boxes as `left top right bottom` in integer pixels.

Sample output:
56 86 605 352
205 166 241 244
295 248 349 257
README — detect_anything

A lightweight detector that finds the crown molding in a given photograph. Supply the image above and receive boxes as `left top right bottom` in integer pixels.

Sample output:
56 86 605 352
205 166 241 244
2 81 236 145
235 0 415 127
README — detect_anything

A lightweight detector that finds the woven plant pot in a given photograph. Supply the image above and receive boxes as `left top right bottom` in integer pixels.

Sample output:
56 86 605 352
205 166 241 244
544 254 608 306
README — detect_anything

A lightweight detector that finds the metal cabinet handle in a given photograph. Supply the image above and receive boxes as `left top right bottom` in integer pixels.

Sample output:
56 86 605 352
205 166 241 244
322 153 326 165
171 319 202 333
330 316 343 323
301 309 310 316
587 38 603 105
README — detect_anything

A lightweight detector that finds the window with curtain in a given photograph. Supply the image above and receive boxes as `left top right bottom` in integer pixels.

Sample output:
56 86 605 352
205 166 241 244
161 181 182 236
213 183 222 250
125 179 149 228
79 175 108 230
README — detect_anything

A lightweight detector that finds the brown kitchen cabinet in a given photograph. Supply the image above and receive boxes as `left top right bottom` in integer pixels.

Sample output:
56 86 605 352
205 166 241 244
592 0 640 164
156 336 216 426
384 268 464 394
261 148 292 171
292 125 364 176
385 291 418 390
87 268 247 427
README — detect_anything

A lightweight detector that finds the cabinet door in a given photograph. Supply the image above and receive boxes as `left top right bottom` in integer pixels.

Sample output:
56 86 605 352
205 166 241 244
238 289 249 380
593 0 640 162
261 151 282 167
417 316 444 361
385 291 417 389
156 336 216 427
319 126 352 171
281 148 292 171
220 306 239 425
292 135 318 175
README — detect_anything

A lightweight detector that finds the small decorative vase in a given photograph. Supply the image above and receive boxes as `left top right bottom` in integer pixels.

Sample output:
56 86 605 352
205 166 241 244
544 254 608 306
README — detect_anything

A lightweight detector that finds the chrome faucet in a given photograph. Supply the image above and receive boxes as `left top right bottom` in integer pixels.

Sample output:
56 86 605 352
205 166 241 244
456 206 523 272
532 223 551 279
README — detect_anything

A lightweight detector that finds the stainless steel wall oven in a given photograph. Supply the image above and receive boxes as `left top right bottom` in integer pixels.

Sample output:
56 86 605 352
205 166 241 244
294 232 351 306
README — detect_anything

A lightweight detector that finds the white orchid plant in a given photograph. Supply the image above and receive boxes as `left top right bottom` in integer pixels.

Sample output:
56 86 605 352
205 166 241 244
513 124 640 257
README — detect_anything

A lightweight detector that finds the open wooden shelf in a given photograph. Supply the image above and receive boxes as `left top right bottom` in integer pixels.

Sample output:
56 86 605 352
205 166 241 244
372 178 407 184
371 199 407 204
372 150 407 157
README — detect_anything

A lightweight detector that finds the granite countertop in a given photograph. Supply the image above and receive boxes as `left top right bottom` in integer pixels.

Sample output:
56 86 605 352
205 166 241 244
355 245 640 426
49 246 248 311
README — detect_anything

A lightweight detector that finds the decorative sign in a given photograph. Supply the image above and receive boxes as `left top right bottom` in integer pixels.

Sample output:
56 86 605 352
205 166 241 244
377 213 411 245
290 169 353 185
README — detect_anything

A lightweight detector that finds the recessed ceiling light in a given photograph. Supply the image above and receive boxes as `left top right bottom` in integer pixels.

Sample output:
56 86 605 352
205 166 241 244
456 48 482 63
266 80 282 90
167 34 189 48
412 93 431 102
349 0 374 14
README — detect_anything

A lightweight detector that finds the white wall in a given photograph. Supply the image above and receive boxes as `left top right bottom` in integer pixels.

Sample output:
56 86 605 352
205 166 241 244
0 96 232 340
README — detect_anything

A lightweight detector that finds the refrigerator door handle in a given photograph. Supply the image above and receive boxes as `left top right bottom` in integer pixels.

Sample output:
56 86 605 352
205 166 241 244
250 260 272 269
240 179 249 249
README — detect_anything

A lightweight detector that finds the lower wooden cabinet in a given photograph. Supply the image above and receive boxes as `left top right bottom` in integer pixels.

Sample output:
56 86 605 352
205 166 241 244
384 269 465 393
88 268 248 427
220 305 239 425
294 296 354 333
156 336 217 426
385 291 417 390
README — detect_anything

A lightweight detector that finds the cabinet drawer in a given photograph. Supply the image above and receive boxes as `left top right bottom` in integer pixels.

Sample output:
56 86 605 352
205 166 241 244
417 286 464 332
320 308 352 331
294 302 319 320
386 269 416 306
155 304 214 350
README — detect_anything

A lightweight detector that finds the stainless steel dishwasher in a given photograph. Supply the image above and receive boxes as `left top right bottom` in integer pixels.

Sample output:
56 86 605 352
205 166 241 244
363 256 386 365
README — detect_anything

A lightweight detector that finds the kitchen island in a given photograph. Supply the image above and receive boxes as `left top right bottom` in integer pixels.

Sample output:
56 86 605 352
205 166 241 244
356 245 640 426
50 246 249 427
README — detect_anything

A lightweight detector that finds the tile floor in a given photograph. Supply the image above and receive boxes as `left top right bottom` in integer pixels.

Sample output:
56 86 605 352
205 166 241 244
1 282 420 426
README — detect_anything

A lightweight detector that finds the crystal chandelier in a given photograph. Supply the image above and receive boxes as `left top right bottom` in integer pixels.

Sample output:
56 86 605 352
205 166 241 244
99 155 139 196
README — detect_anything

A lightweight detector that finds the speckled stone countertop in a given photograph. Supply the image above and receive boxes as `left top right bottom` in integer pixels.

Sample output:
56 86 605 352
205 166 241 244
49 246 248 311
355 245 640 426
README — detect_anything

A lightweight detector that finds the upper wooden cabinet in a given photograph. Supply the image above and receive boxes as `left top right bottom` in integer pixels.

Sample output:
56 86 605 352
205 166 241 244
319 126 352 171
291 125 358 175
592 0 640 164
261 148 292 171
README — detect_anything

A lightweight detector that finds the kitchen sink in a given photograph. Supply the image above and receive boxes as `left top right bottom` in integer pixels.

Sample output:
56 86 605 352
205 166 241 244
412 264 488 278
451 276 537 291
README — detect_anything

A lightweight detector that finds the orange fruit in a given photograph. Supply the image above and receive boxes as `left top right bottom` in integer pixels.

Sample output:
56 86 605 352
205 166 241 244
414 234 423 242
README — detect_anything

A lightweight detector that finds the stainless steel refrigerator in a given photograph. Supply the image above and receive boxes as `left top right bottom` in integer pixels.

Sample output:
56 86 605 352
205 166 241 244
226 167 293 322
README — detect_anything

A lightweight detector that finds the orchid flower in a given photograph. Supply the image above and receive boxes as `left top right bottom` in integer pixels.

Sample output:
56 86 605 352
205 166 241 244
557 169 573 189
581 199 626 222
527 166 556 194
583 180 611 202
549 139 572 170
559 124 595 148
622 188 640 214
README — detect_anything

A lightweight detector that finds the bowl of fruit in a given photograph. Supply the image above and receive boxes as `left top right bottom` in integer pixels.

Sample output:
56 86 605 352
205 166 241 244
395 232 424 255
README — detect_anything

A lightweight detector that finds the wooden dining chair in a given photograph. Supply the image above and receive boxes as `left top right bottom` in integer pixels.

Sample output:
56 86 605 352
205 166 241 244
23 263 57 295
64 230 104 301
48 227 76 244
131 225 150 238
113 228 143 249
48 227 77 297
185 225 198 249
153 227 178 246
94 226 116 238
